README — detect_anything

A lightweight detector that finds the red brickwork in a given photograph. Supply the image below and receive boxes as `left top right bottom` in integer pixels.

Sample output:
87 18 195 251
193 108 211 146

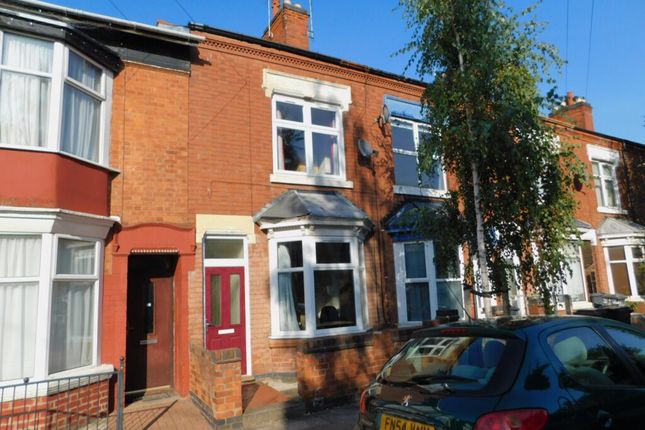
0 379 110 429
189 345 242 421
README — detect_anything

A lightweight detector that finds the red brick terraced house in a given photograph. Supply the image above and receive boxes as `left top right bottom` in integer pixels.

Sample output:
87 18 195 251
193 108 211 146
0 0 643 427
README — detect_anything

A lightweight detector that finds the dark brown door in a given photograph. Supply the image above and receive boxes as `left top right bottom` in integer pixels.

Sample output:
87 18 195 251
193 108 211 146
205 267 246 374
126 256 175 393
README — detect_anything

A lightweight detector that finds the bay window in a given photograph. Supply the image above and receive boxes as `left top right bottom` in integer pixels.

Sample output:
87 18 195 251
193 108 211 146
0 233 101 383
606 243 644 297
0 31 111 165
271 234 365 337
394 241 464 325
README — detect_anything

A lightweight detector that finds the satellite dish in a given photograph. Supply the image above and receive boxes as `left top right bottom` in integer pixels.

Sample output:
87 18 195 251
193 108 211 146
357 138 378 158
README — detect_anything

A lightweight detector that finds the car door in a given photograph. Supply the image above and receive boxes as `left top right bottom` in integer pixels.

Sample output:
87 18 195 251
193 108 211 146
542 324 645 429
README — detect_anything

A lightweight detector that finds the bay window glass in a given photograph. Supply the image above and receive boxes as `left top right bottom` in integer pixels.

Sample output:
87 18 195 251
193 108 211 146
274 96 343 178
0 34 53 147
272 236 364 337
607 244 645 297
0 31 110 165
392 118 445 194
395 241 463 324
0 235 40 381
0 234 99 382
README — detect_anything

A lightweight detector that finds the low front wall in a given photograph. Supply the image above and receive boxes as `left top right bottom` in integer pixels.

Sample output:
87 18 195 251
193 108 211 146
189 345 243 428
295 328 415 409
0 379 110 429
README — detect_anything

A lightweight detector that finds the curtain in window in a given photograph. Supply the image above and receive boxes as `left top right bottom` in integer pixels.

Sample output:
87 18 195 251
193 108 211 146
277 244 300 331
406 282 431 321
56 239 95 275
0 235 41 381
49 281 94 374
61 85 100 161
0 34 52 147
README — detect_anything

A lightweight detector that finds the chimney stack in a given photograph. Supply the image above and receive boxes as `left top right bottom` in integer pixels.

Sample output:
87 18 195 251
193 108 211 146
550 91 595 131
263 0 310 50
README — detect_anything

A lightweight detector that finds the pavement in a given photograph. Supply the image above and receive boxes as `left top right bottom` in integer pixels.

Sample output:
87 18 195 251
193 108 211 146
250 403 358 429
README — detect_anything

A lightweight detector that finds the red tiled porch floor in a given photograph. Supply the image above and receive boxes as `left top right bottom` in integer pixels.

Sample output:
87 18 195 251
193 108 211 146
120 396 211 430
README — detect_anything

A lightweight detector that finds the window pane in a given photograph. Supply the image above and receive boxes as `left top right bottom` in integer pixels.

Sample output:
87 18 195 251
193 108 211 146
278 272 305 331
608 246 626 261
0 235 41 277
0 70 50 147
312 133 339 175
404 243 426 278
49 281 94 374
230 274 240 325
632 246 644 259
420 161 444 190
145 280 154 334
435 247 459 279
633 263 645 295
314 269 356 329
277 241 303 268
605 326 645 375
0 282 38 380
394 153 419 187
548 327 636 386
392 122 415 152
316 242 351 264
204 239 244 259
57 239 95 275
604 180 617 207
209 275 221 326
405 282 431 321
276 101 303 122
277 127 305 172
591 161 599 176
437 280 464 318
594 179 604 206
68 51 101 92
563 255 586 302
2 33 53 72
610 263 631 296
61 84 100 161
601 163 613 177
311 107 336 127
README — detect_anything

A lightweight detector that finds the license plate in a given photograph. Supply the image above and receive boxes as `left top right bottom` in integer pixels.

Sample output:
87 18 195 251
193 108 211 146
380 413 435 430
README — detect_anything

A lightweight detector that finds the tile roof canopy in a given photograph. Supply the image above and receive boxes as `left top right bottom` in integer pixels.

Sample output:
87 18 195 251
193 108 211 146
598 218 645 237
575 219 593 230
254 190 372 227
384 199 443 233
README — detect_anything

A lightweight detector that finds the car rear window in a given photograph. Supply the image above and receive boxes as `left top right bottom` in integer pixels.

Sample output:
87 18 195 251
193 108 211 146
379 334 522 393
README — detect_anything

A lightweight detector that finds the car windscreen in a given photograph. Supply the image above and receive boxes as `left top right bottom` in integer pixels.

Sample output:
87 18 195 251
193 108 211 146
379 335 523 393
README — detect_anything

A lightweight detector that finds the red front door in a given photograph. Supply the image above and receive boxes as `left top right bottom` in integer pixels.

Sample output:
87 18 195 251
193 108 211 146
205 267 247 373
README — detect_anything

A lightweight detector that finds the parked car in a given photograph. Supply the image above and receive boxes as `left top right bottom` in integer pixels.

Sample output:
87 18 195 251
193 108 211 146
357 316 645 430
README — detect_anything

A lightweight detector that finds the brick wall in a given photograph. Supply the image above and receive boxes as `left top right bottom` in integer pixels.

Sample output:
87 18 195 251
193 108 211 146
189 345 242 425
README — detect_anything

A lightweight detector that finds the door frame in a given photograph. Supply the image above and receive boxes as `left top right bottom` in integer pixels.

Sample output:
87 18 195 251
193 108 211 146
202 234 252 375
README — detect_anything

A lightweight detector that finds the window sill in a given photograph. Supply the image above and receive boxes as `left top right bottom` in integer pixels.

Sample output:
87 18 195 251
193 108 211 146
270 173 353 189
269 325 367 341
597 207 628 215
394 185 448 198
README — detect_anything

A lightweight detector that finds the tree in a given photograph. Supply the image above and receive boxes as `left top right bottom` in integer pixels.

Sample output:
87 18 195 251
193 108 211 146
399 0 586 317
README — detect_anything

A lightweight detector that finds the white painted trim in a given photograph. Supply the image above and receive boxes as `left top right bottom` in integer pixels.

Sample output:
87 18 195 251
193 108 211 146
263 69 352 111
597 207 628 215
586 145 620 163
394 185 448 198
270 173 354 189
0 207 115 238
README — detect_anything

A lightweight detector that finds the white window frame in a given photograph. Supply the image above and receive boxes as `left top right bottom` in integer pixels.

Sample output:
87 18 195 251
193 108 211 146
586 145 625 214
604 239 645 299
558 243 590 305
270 94 350 188
391 117 447 198
394 241 464 325
0 30 113 167
0 232 102 386
268 228 367 338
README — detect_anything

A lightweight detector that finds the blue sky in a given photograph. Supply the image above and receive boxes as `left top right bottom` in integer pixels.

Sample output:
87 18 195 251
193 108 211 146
49 0 644 143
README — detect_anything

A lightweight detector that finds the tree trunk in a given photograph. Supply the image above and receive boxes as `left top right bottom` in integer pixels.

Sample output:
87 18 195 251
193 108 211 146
471 162 493 318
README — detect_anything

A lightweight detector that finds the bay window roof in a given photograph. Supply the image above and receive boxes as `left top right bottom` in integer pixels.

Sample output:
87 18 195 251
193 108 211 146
598 218 645 238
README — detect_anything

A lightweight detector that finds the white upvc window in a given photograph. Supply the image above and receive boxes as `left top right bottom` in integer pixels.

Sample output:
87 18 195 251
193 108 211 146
587 145 623 213
0 233 101 384
392 117 447 197
0 31 112 166
606 242 645 298
272 95 346 182
269 231 366 338
394 241 463 325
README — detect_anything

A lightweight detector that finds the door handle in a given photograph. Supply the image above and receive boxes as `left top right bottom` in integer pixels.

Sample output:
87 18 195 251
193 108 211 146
596 410 613 429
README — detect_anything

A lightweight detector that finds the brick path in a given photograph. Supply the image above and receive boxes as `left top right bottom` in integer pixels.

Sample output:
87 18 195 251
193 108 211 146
121 397 211 430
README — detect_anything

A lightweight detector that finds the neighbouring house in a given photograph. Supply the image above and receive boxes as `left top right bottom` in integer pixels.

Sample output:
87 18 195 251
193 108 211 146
0 0 643 428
